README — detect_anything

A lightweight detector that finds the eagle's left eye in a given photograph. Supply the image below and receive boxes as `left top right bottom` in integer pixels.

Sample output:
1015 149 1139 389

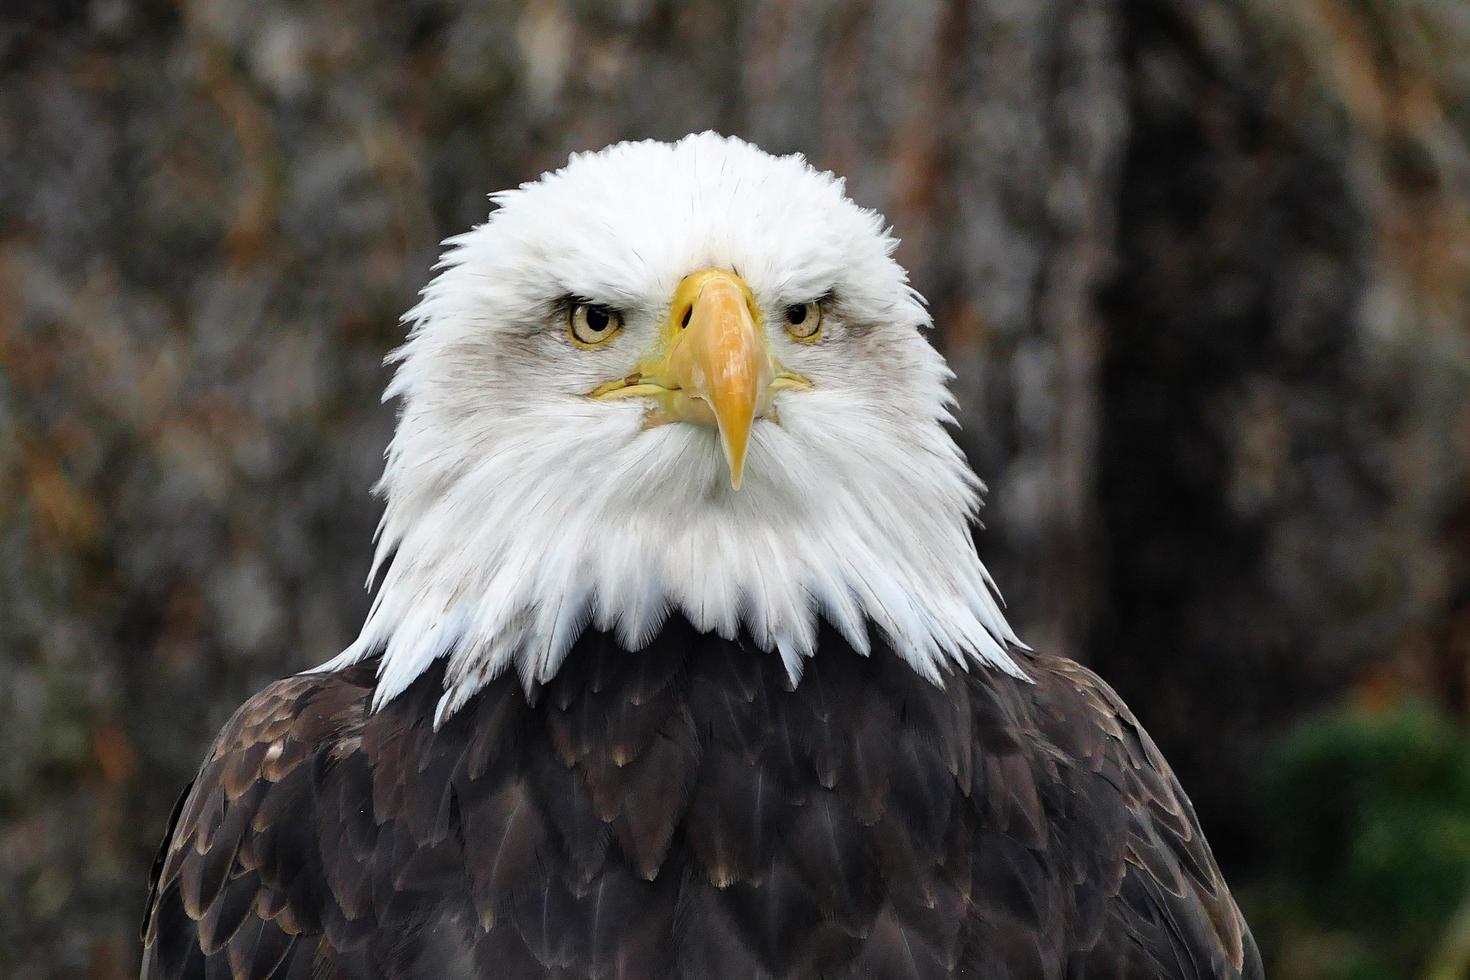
568 302 623 347
783 300 823 342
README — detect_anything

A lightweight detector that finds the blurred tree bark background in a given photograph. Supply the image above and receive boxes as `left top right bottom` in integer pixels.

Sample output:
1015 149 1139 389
3 0 1469 975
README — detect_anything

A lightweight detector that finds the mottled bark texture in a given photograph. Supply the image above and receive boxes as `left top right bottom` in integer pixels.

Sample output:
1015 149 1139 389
1 0 1467 976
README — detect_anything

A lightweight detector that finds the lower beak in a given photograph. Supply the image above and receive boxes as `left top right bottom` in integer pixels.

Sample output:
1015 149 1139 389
663 270 773 490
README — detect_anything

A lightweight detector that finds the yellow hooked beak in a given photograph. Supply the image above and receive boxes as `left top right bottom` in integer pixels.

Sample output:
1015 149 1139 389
589 269 809 490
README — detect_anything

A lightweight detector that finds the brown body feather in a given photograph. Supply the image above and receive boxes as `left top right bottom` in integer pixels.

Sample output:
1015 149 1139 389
141 619 1262 979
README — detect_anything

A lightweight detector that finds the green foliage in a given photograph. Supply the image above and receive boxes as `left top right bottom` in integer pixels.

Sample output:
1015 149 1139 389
1259 703 1470 979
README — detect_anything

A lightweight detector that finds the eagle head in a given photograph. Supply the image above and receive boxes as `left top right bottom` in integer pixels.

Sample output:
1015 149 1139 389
332 133 1022 719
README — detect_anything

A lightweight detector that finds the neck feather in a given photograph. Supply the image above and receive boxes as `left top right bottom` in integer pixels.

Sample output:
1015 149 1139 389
319 359 1025 720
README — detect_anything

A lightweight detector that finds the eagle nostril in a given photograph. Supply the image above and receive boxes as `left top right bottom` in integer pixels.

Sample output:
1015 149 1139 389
680 305 693 329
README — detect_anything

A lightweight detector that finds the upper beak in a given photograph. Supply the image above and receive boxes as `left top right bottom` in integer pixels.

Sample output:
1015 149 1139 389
587 268 810 490
663 270 773 490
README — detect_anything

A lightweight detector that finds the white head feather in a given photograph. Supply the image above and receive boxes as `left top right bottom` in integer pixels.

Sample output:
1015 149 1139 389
320 132 1024 721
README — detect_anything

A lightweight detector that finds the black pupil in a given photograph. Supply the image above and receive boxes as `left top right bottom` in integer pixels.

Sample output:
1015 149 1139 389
585 305 610 332
785 304 807 325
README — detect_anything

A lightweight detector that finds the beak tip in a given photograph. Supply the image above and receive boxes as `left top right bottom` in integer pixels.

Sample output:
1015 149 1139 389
716 411 753 493
723 446 746 491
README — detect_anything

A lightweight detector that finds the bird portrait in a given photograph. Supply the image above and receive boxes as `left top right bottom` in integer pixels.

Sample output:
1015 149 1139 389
140 133 1261 979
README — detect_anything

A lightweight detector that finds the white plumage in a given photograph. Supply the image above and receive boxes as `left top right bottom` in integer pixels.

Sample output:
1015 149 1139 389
321 132 1024 721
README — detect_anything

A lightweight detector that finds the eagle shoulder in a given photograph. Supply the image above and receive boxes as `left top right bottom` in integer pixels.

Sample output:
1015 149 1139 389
141 664 376 979
985 652 1264 980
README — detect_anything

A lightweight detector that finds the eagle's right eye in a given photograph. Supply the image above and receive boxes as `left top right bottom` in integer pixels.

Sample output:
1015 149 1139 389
568 302 623 347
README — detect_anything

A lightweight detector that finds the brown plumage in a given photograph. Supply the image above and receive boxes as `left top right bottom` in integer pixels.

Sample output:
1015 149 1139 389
141 618 1262 979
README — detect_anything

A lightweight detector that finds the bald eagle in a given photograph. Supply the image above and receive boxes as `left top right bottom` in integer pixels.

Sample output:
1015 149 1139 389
142 133 1261 979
